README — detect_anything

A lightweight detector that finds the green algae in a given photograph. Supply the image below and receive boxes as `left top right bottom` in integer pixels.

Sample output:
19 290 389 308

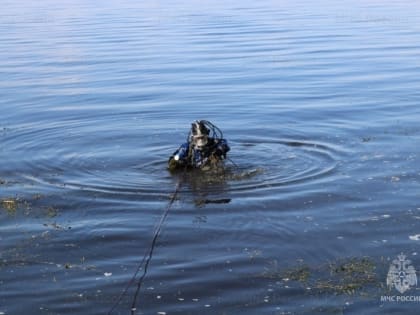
317 257 377 295
1 198 18 214
262 256 379 296
0 194 58 218
263 260 311 283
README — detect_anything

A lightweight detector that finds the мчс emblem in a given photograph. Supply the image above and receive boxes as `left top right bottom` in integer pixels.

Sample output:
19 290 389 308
386 253 417 294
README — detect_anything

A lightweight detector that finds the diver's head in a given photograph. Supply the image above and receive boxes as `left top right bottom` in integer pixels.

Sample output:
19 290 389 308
191 120 209 150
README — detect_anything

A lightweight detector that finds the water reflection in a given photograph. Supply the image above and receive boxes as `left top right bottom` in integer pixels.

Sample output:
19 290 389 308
169 165 232 205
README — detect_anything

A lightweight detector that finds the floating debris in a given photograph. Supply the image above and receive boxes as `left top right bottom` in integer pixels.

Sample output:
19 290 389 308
282 265 311 283
317 257 377 295
230 168 264 180
409 234 420 241
43 222 70 230
46 206 58 218
1 198 18 214
104 272 112 277
195 198 231 207
262 257 378 296
262 260 309 282
391 176 400 182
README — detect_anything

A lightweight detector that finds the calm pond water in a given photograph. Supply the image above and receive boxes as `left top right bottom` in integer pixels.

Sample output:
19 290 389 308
1 1 420 314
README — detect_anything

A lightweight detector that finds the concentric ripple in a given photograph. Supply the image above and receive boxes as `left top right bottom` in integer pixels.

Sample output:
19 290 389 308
2 117 341 200
1 115 179 199
225 137 340 193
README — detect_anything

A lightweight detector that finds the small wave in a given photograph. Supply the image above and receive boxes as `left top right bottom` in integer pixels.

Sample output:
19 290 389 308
6 116 342 201
221 138 340 194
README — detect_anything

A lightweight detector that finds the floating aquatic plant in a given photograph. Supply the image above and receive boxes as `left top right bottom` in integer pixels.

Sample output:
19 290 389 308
262 257 379 296
1 198 18 214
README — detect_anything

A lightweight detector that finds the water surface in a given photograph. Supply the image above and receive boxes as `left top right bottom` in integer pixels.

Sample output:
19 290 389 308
1 1 420 314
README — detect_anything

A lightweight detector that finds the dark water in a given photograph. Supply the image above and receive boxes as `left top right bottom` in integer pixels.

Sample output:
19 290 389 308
1 1 420 314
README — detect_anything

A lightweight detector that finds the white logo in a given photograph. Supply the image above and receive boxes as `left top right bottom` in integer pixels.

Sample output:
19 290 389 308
386 253 417 294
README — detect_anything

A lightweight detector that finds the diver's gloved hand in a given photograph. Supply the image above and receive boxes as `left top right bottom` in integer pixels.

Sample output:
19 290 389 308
168 157 181 172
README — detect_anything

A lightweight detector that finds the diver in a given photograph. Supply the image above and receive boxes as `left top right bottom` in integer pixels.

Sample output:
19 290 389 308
168 120 230 171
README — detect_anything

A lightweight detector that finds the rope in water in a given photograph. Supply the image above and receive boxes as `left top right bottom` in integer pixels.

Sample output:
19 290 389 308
107 176 184 315
107 153 235 314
